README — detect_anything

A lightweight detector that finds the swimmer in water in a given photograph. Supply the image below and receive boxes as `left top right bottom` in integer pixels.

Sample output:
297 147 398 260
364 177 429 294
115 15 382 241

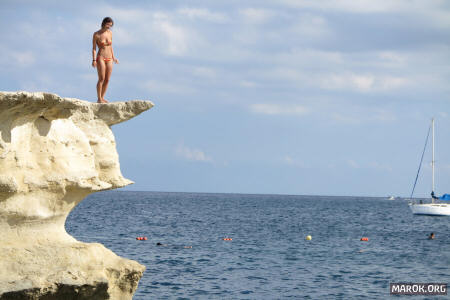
428 232 435 240
156 242 191 248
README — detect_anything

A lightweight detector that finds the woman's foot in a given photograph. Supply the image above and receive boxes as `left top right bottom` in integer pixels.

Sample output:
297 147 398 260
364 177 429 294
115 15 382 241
102 98 109 103
97 98 109 103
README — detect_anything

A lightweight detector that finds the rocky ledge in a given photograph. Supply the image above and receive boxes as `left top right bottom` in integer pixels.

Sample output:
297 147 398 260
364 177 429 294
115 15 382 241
0 91 154 299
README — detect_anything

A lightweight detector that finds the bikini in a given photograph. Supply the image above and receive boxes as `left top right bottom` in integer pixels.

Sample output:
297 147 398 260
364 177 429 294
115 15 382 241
96 40 113 62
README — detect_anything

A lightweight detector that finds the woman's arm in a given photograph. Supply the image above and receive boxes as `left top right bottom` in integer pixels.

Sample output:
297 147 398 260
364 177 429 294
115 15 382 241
111 46 119 63
111 32 119 64
92 33 97 67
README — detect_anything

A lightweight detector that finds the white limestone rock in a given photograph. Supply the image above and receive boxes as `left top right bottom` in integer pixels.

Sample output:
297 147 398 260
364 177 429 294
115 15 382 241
0 91 154 299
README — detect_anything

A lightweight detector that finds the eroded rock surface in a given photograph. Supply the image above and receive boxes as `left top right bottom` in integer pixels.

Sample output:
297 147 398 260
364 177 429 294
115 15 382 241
0 91 153 299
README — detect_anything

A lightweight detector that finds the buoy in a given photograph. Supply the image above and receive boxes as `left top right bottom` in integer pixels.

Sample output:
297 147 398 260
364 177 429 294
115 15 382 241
143 237 148 240
360 237 369 241
223 238 232 241
136 237 147 241
306 235 312 241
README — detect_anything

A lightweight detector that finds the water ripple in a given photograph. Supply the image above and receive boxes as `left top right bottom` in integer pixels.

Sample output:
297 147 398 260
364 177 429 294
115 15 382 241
67 191 450 299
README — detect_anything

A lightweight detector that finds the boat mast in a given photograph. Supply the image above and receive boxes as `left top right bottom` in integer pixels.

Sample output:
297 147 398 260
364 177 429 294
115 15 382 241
432 118 435 203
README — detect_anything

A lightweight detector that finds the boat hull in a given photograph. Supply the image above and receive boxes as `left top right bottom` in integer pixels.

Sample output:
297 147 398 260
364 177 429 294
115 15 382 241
409 203 450 216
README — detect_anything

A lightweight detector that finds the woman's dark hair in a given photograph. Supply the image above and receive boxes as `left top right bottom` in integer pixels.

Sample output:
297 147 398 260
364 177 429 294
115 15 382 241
101 17 114 28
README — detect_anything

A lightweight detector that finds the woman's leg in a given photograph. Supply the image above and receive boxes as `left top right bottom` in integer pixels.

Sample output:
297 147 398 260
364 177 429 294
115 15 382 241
96 60 106 103
101 61 113 102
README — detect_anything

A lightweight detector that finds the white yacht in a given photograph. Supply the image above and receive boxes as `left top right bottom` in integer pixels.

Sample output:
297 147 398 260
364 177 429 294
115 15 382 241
408 118 450 216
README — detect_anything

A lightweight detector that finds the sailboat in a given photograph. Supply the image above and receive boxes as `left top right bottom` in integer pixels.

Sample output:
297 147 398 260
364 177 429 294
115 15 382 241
409 118 450 216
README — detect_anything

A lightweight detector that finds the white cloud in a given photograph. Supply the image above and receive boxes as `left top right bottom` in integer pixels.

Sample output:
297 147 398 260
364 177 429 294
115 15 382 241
347 159 360 168
250 103 309 115
112 27 137 46
378 76 409 90
352 75 375 92
103 7 149 23
283 155 305 167
96 7 203 56
425 9 450 29
155 20 190 56
12 51 36 66
250 66 409 94
240 80 259 88
150 12 207 57
319 73 409 92
331 108 397 124
320 74 372 92
262 68 304 82
279 0 416 13
274 49 344 66
239 8 275 24
371 110 397 122
290 13 330 39
192 67 216 78
347 159 392 171
368 161 393 172
175 144 213 162
279 0 450 33
378 51 407 64
143 80 196 95
177 8 229 23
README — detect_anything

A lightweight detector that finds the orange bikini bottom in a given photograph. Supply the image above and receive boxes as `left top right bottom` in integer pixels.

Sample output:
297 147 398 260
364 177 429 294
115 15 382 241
97 56 112 62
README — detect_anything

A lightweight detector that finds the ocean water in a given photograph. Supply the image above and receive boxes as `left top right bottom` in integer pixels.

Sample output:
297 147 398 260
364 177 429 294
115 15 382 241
66 191 450 299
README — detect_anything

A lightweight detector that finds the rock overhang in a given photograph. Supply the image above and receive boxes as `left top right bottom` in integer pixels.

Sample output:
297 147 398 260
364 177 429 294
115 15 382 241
0 91 152 299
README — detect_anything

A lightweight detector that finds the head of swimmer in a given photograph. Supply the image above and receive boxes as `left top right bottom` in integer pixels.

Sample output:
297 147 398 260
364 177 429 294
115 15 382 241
101 17 114 30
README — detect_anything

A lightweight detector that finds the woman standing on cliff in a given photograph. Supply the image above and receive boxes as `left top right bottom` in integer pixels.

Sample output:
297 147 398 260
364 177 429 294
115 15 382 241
92 17 119 103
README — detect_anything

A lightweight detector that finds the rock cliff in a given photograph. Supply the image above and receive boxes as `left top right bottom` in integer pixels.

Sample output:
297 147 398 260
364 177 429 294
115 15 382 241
0 91 153 299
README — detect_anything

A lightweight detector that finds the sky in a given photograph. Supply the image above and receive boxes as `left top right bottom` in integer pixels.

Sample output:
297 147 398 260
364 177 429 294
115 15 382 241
1 0 449 197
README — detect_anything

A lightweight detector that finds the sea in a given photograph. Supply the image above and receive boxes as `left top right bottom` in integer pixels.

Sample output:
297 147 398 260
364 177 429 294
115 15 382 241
66 191 450 299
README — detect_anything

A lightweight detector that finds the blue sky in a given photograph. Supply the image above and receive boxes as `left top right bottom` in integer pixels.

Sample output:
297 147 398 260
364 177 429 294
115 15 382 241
1 0 449 197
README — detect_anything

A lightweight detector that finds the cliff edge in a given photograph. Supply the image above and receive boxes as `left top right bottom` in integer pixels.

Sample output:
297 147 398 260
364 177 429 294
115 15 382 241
0 91 153 299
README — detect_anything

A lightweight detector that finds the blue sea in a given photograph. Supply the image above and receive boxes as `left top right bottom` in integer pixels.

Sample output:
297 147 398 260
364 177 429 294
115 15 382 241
66 191 450 299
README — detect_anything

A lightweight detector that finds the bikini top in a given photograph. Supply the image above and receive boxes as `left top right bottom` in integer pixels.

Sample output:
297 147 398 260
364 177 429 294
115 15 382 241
99 40 112 47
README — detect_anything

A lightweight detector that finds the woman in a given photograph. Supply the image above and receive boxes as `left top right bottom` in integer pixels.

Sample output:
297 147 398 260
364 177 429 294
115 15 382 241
92 17 119 103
